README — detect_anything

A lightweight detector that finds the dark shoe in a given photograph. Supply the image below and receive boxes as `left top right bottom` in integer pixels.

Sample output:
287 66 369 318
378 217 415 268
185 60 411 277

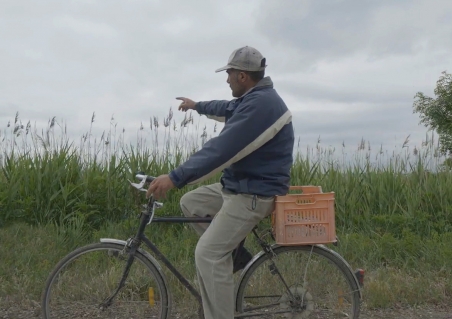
232 247 253 273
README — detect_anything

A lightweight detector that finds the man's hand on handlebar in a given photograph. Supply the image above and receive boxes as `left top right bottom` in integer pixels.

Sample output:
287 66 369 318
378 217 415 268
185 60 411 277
146 174 175 199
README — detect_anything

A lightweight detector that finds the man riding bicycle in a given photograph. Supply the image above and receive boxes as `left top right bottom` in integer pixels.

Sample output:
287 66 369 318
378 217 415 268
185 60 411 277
147 46 294 319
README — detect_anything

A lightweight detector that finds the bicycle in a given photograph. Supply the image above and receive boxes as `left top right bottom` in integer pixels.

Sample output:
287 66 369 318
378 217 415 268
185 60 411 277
41 174 363 318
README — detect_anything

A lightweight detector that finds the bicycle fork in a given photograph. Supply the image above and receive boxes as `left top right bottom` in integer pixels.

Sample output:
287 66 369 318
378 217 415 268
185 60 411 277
99 238 140 309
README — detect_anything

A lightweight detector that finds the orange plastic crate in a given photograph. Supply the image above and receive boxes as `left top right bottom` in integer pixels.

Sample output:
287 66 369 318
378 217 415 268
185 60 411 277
272 186 336 245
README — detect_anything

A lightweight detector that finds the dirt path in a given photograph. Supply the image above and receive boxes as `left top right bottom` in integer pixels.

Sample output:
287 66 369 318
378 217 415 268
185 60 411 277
1 299 451 319
361 306 452 319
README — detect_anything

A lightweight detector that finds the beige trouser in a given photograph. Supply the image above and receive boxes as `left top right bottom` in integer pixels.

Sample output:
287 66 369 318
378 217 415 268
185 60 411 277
180 183 275 319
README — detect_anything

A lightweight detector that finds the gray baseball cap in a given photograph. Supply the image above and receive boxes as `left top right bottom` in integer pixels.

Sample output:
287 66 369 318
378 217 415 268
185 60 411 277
215 46 267 73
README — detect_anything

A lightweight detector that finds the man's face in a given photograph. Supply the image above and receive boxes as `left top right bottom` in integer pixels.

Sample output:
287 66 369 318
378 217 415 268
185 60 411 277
226 69 247 98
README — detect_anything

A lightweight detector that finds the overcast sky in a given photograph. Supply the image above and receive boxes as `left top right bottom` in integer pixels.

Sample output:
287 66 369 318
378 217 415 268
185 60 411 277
1 0 451 157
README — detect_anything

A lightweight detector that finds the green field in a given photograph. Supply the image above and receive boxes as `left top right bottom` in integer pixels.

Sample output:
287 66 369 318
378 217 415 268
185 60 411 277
1 113 452 313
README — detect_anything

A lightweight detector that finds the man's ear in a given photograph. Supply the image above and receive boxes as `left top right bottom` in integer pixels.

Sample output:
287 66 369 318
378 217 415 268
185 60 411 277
238 71 247 83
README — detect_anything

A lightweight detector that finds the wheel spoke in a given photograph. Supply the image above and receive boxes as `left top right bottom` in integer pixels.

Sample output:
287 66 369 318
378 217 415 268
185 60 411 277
236 246 361 318
42 243 170 319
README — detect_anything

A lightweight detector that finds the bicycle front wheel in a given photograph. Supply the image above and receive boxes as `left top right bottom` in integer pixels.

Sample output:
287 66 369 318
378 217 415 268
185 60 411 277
236 245 361 318
41 242 170 319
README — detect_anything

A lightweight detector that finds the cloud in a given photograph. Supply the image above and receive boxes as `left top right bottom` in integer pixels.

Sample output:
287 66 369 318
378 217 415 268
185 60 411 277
257 0 452 64
291 101 418 147
0 0 450 157
53 15 118 38
252 1 452 150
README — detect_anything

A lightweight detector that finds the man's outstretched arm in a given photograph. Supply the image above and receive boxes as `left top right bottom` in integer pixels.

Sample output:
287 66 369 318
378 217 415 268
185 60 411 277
177 97 233 120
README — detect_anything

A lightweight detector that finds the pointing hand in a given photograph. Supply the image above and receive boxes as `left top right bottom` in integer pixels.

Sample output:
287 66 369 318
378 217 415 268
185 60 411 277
176 97 196 112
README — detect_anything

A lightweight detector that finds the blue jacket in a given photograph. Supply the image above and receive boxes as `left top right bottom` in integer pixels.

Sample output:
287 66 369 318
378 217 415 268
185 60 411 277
169 77 294 197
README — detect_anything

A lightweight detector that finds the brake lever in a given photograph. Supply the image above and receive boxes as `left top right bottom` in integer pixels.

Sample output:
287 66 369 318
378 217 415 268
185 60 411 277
128 176 148 192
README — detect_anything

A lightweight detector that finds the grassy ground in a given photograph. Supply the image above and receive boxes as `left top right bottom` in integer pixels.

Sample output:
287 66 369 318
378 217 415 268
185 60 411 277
1 221 451 312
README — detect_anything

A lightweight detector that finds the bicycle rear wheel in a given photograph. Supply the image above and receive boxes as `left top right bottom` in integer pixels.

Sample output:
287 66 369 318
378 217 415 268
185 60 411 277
41 242 170 319
235 245 361 318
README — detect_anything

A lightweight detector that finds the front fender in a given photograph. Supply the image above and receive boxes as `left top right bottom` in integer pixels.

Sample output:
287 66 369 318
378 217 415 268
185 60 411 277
100 238 166 273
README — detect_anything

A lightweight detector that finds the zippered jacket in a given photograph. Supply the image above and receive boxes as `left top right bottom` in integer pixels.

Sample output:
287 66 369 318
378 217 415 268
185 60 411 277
169 76 294 196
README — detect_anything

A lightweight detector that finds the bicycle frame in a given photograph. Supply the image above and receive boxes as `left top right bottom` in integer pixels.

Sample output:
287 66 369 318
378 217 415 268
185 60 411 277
100 194 274 314
141 214 213 306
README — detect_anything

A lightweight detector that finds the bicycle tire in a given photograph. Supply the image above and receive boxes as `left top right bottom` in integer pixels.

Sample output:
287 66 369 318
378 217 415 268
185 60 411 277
235 245 361 318
41 242 171 319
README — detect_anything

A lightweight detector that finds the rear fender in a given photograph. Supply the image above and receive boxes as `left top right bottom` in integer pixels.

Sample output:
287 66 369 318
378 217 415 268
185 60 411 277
235 244 362 301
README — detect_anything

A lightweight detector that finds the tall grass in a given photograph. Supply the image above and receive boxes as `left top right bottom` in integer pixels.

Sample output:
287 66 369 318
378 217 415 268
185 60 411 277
290 135 452 238
1 111 451 239
0 111 218 228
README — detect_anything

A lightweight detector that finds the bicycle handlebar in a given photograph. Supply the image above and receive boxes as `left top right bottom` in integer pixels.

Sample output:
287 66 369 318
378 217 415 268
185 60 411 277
135 174 155 183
